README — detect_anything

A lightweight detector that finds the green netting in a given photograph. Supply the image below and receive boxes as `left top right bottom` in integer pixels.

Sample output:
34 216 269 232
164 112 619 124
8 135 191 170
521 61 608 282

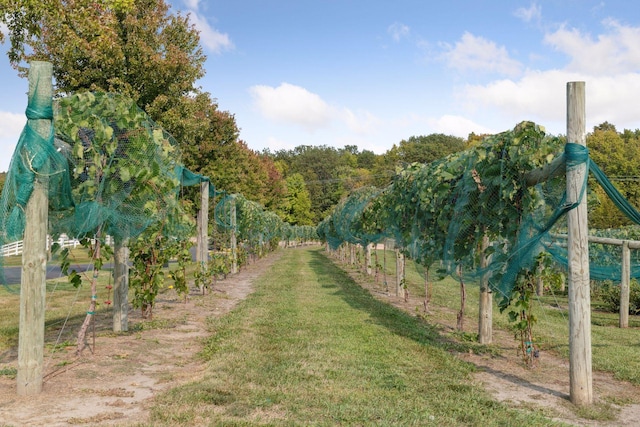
0 81 72 244
175 166 225 199
0 90 204 286
0 74 72 285
317 121 640 300
49 92 186 242
215 193 317 250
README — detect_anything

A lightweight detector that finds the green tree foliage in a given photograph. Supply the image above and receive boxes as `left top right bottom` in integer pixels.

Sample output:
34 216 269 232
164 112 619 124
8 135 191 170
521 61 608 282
279 173 313 225
1 0 283 208
148 80 286 210
369 134 466 188
396 134 466 164
587 123 640 228
2 0 204 116
272 145 378 223
0 172 5 194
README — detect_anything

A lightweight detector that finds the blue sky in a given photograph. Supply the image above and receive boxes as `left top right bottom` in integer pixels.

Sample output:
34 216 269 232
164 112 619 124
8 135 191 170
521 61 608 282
2 0 640 172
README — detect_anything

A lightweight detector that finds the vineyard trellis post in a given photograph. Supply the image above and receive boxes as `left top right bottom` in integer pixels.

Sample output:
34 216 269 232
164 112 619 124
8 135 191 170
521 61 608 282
395 248 405 298
620 240 630 328
230 195 238 274
17 61 52 395
566 81 592 406
197 180 209 292
478 233 492 344
112 236 129 332
365 243 372 275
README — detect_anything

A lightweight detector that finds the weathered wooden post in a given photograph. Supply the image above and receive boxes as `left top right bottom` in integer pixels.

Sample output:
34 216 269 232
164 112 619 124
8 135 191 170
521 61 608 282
395 249 405 298
112 236 129 332
196 180 209 291
196 180 209 266
620 240 630 328
230 195 238 274
478 234 492 344
365 243 372 275
17 61 53 395
566 81 592 406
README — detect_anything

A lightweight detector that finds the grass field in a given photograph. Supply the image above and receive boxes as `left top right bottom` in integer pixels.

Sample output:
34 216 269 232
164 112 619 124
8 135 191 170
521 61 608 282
2 245 640 425
381 248 640 386
144 247 562 426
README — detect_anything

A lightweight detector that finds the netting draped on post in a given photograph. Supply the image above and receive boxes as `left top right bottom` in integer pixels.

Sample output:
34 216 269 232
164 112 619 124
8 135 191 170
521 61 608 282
317 121 640 299
0 77 72 285
0 91 201 287
0 84 72 243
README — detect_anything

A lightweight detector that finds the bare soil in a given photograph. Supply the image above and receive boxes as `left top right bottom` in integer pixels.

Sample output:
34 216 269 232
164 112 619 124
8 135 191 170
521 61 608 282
2 248 640 426
0 253 281 427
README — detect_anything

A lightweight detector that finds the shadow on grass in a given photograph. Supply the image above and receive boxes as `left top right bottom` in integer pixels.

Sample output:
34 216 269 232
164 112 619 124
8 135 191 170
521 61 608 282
307 248 468 353
306 248 574 401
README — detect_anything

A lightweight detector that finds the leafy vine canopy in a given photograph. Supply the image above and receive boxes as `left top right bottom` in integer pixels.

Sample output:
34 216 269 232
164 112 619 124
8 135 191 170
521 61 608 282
52 91 184 241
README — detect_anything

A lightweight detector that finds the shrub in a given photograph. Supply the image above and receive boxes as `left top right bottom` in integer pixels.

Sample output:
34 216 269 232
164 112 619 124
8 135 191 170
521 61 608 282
598 279 640 314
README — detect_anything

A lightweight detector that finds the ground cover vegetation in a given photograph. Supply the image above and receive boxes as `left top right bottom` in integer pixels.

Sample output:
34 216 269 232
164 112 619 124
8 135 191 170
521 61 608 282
2 247 640 424
144 247 564 426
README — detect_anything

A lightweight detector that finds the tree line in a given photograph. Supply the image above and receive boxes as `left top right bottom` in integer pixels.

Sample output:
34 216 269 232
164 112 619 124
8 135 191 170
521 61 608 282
0 0 637 230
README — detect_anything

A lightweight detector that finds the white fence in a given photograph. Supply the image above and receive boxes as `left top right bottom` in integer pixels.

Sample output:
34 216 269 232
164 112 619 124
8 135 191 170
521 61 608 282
0 234 112 257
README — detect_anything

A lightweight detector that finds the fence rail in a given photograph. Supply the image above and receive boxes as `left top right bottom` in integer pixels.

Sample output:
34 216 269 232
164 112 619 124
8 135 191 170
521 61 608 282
1 235 114 257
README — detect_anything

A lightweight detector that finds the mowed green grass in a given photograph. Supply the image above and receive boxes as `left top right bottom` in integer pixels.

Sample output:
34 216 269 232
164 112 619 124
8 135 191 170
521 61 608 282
380 248 640 387
146 247 562 426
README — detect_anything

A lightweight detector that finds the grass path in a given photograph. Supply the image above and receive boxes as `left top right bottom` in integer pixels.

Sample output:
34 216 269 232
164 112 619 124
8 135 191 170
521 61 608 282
147 247 562 426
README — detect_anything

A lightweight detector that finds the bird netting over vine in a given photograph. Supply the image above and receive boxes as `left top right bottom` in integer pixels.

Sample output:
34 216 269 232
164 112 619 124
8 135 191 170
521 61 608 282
317 121 640 299
214 193 318 248
0 90 210 284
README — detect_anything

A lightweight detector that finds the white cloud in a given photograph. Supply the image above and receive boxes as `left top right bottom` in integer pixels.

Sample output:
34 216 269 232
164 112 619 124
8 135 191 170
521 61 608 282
249 83 334 131
458 69 640 135
186 13 234 54
427 115 494 138
388 22 410 42
514 3 542 23
341 108 381 134
544 19 640 75
183 0 200 11
460 70 576 124
442 32 523 78
447 20 640 136
0 111 26 172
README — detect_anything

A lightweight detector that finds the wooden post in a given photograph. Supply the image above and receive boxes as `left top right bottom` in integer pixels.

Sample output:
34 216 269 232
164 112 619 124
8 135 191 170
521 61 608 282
620 240 630 328
197 180 209 292
395 249 405 298
365 243 372 275
478 234 492 344
112 237 129 332
566 81 592 406
230 195 237 274
536 263 544 296
196 180 209 265
17 61 52 395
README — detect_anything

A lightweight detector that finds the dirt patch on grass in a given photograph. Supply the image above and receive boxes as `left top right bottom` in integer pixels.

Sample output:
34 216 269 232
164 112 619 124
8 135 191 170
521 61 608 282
0 251 282 427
